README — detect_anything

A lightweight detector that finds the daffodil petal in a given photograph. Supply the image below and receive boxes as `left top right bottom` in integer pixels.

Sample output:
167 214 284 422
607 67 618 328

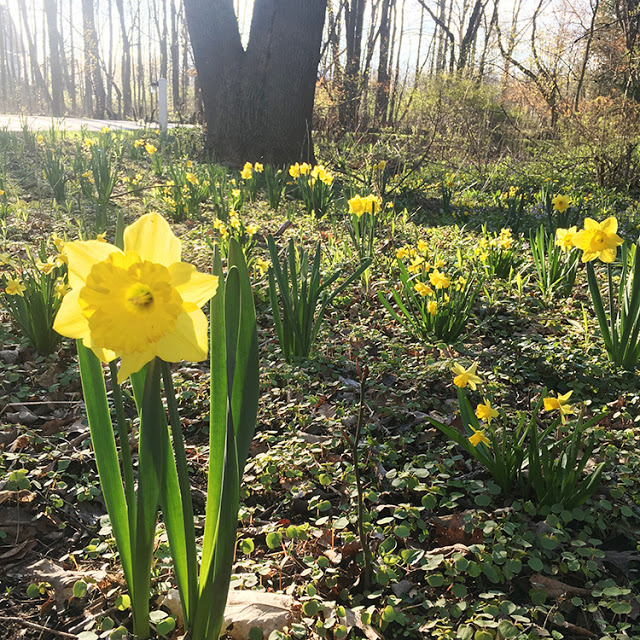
65 241 121 289
53 289 90 339
169 262 219 307
88 345 118 363
600 248 617 263
124 213 181 267
118 350 156 384
601 216 618 234
583 218 599 231
156 307 208 363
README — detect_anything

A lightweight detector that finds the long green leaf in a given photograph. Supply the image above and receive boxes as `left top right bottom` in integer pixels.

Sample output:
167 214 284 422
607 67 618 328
77 344 133 591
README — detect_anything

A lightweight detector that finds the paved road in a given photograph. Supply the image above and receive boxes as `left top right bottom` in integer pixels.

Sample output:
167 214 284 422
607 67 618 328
0 114 183 132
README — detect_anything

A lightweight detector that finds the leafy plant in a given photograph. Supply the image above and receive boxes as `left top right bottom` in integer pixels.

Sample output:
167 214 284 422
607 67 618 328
267 235 370 361
429 380 605 506
527 409 605 508
264 164 287 211
477 226 522 279
289 163 336 218
0 241 66 355
587 240 640 369
379 255 480 344
42 147 67 205
529 224 579 303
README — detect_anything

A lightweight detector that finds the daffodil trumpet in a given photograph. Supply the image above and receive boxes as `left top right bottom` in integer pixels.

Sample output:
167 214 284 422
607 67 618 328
56 216 258 639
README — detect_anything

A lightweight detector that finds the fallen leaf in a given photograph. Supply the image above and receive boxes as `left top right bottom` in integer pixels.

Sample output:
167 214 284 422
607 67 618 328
21 558 107 607
223 590 298 640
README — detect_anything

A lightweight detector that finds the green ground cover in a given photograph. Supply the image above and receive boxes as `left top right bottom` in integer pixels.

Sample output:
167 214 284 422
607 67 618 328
0 125 638 640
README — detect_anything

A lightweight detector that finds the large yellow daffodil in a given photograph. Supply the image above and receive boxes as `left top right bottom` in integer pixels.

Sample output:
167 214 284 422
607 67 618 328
54 213 218 382
572 217 624 263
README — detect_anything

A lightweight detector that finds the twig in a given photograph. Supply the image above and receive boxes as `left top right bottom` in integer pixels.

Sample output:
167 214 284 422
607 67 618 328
0 617 77 638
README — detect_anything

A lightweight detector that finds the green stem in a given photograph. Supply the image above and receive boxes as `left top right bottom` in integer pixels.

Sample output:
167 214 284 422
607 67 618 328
607 263 618 359
161 360 198 625
108 361 136 530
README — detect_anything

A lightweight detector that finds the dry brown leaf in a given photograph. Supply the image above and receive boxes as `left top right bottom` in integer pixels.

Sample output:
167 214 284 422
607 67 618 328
22 558 107 607
223 590 298 640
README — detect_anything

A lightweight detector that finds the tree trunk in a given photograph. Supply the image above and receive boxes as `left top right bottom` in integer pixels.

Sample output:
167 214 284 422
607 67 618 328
170 0 180 112
375 0 393 126
18 0 53 109
82 0 105 118
115 0 132 117
184 0 327 166
44 0 65 115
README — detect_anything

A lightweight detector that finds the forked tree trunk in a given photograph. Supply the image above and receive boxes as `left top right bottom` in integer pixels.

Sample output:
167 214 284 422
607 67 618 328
184 0 327 166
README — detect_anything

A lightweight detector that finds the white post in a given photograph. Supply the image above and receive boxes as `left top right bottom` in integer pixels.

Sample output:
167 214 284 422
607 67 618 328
158 78 168 132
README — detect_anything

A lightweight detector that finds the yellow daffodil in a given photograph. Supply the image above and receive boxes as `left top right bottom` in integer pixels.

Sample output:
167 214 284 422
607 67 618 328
476 399 498 424
36 257 57 275
452 362 483 390
552 194 571 213
289 163 300 178
186 160 193 168
54 277 71 298
254 257 270 277
246 223 259 237
429 269 450 289
134 139 144 148
254 162 264 173
230 215 241 230
241 162 253 180
417 240 428 254
185 172 198 185
84 138 96 148
469 428 490 447
377 160 387 171
414 281 432 297
396 246 410 260
543 390 574 423
407 257 425 274
53 213 219 383
5 278 26 296
348 195 366 218
145 143 157 155
555 226 577 251
299 162 311 175
36 134 44 145
100 126 110 134
572 217 624 263
427 300 438 316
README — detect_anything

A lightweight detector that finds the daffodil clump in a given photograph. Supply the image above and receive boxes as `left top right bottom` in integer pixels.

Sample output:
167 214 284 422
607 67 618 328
0 237 68 355
240 161 264 201
211 210 260 259
475 226 522 279
289 162 335 218
565 215 640 368
162 160 210 221
428 364 603 506
381 241 479 343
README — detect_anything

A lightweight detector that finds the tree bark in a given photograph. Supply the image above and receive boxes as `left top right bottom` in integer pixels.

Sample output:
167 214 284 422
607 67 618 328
184 0 327 165
82 0 105 118
115 0 132 116
44 0 65 115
